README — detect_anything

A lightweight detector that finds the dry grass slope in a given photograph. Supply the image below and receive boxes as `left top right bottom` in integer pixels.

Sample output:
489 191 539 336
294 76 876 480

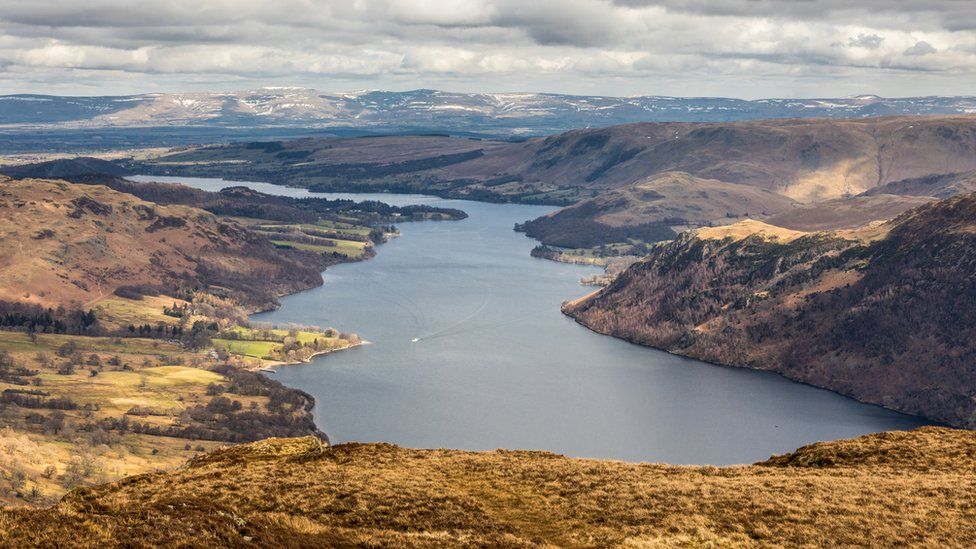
695 219 809 243
1 427 974 547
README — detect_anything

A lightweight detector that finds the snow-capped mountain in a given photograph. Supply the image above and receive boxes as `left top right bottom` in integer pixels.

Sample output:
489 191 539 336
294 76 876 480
2 88 974 135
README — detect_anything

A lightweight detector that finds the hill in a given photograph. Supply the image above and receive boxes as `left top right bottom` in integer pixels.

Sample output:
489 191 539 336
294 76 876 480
0 177 325 311
137 115 976 251
565 192 976 428
765 193 935 231
1 427 974 546
0 157 129 180
515 171 798 248
0 177 374 505
862 170 976 199
138 116 976 202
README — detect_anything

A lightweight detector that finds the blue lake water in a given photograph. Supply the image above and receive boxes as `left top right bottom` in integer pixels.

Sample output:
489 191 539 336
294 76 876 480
134 175 931 465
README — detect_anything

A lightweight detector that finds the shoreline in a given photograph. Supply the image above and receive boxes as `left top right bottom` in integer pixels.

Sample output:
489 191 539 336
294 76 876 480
560 297 940 428
201 178 931 452
250 340 370 372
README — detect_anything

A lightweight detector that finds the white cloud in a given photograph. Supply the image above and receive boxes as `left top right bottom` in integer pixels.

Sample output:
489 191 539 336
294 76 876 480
904 41 937 56
848 33 884 49
0 0 972 97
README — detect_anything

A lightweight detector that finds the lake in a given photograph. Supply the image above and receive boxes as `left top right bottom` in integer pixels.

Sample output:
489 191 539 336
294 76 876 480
133 175 931 465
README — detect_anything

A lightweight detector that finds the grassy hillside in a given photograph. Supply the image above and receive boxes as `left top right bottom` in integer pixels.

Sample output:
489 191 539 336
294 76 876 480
864 169 976 199
765 193 934 231
566 192 976 427
1 427 974 546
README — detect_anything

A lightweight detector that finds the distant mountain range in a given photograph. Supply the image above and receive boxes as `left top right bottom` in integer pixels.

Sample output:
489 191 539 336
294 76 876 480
2 88 976 136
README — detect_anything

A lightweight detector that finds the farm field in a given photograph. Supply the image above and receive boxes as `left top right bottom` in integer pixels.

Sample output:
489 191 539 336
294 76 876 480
213 326 358 363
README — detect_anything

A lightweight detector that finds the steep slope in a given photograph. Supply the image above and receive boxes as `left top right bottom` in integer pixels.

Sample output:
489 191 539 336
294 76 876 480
566 193 976 427
0 177 324 310
2 427 975 546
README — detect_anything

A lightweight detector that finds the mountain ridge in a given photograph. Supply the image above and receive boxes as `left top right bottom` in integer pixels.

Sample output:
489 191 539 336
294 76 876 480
4 88 976 135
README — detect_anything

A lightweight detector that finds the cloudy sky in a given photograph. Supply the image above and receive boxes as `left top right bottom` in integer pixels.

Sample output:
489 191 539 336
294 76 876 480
0 0 974 98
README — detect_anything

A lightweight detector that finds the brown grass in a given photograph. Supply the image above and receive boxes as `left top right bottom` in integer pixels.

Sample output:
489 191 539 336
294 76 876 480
695 219 809 243
1 427 974 547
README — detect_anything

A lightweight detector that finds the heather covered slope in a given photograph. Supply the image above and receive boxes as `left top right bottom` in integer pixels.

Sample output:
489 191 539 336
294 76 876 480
2 427 975 547
566 193 976 427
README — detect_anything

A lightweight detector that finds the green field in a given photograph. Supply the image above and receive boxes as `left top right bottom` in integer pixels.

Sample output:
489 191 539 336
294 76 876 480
211 338 280 359
270 238 367 258
254 218 374 259
258 221 372 237
214 326 347 361
222 326 331 345
313 219 373 236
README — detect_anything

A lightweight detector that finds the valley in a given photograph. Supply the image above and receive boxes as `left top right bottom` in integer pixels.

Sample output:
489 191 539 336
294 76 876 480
0 106 971 537
0 117 971 542
4 110 973 469
157 176 927 465
4 0 976 545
